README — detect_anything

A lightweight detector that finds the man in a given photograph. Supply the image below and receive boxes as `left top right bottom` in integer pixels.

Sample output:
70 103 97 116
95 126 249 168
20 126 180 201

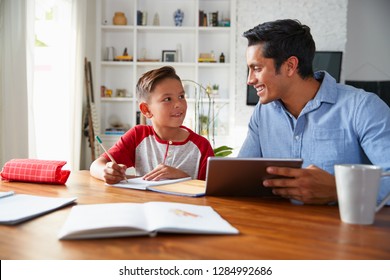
239 19 390 205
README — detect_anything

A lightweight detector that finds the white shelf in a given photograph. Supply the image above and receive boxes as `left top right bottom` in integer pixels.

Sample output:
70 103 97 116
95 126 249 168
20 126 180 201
101 25 134 31
136 26 196 32
101 61 134 66
101 97 134 102
95 0 236 142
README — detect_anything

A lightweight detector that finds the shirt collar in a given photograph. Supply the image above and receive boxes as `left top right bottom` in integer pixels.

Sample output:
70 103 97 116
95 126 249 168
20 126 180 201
313 71 338 105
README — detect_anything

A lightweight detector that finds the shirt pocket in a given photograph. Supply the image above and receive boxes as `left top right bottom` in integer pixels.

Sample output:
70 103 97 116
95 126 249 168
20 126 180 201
310 129 345 172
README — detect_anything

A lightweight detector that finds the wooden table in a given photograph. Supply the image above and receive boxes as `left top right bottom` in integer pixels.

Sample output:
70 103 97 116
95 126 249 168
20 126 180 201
1 171 390 260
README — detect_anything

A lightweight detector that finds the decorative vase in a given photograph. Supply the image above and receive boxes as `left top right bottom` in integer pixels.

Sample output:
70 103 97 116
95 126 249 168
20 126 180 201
113 12 127 25
173 9 184 26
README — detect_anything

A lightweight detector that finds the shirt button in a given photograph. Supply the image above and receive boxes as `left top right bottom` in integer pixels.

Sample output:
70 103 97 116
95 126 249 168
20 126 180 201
295 135 300 140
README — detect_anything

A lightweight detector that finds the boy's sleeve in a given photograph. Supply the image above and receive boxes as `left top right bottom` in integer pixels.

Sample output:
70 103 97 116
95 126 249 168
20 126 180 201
197 140 215 180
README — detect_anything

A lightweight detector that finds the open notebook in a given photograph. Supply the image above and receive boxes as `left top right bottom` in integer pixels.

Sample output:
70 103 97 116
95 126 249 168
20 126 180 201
0 191 77 224
58 201 239 239
107 177 196 196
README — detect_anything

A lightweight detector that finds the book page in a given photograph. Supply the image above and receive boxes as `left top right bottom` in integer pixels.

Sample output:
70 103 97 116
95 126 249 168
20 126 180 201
108 177 192 190
0 194 76 225
58 203 150 239
148 180 206 197
0 191 15 199
144 202 239 234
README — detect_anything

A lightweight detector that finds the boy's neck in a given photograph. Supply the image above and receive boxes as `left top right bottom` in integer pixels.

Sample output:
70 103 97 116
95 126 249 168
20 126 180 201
153 126 189 142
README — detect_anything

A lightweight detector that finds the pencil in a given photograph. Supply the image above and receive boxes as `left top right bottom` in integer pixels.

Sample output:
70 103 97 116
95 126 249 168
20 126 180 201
95 136 128 182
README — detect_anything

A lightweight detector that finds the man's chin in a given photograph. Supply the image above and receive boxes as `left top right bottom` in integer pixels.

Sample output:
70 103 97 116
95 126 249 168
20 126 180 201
259 97 271 105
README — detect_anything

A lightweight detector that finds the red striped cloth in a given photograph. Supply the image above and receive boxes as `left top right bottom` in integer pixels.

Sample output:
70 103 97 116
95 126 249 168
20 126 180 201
0 159 70 184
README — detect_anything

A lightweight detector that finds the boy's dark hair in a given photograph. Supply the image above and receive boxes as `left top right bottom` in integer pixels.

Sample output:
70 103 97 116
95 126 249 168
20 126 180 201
243 19 316 78
136 66 181 102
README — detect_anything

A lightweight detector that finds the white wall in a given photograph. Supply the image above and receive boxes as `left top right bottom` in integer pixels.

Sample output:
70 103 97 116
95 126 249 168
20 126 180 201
234 0 348 132
83 0 390 164
344 0 390 81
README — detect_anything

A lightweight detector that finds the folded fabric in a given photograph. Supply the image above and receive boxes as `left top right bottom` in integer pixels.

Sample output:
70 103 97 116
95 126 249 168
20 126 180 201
0 159 70 185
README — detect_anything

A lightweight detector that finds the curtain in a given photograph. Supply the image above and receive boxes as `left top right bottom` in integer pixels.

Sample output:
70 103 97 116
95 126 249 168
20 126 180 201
0 0 32 167
68 0 87 170
0 0 86 171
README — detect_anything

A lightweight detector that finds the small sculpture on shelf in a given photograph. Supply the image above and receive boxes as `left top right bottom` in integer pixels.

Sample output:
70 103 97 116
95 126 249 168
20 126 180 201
219 52 225 63
105 89 113 97
114 48 133 61
153 13 160 26
173 9 184 26
113 12 127 25
116 89 127 98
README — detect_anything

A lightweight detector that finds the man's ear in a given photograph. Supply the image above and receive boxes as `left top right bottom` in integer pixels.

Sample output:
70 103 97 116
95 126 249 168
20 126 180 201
139 102 152 118
285 56 299 76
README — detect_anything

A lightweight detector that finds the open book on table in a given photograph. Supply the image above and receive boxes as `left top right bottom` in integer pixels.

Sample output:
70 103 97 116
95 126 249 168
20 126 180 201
0 191 77 225
108 177 206 197
58 201 239 239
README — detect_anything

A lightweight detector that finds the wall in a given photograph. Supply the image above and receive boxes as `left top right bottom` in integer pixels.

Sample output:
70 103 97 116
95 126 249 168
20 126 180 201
82 0 349 162
344 0 390 81
233 0 348 151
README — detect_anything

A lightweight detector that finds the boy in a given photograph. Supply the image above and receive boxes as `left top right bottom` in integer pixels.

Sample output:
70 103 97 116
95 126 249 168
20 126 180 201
90 66 214 184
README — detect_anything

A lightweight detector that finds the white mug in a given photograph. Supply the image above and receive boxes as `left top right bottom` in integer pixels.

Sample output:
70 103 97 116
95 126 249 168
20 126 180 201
334 164 390 225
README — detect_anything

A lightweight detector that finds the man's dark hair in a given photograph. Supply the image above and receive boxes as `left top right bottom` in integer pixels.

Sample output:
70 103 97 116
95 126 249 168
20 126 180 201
243 19 316 78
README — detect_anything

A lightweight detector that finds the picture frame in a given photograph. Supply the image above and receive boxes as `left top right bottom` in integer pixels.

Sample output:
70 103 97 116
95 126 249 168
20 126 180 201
162 50 177 62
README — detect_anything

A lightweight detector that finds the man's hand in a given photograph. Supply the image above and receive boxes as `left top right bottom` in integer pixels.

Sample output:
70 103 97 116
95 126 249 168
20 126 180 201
263 164 337 204
143 164 190 181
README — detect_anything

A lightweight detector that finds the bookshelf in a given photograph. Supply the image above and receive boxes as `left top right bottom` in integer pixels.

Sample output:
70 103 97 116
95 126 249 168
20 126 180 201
95 0 236 148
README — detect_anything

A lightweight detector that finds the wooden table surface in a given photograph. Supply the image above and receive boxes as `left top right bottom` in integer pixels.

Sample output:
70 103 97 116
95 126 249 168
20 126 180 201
1 170 390 260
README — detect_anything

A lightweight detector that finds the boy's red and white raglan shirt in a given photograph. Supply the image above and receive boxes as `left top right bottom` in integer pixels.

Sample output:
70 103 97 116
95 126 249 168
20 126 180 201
102 125 214 180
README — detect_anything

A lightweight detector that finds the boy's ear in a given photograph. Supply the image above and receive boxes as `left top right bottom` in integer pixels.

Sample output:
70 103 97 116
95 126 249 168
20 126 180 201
139 102 152 118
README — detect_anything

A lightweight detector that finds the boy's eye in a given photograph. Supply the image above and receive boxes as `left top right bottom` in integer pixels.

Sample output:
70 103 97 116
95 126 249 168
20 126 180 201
163 97 171 102
179 94 185 99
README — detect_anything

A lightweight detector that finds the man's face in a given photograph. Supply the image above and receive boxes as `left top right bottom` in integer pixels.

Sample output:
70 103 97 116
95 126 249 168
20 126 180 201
246 44 290 104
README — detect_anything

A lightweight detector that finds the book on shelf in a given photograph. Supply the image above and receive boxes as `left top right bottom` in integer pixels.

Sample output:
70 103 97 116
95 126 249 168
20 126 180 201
104 128 126 135
108 177 206 197
0 191 77 225
58 201 239 239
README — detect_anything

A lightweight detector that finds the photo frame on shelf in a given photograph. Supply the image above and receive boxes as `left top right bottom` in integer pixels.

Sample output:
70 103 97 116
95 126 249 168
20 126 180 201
162 50 177 62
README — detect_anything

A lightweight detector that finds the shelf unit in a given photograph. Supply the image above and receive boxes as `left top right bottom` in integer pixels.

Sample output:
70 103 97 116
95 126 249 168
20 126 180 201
95 0 236 148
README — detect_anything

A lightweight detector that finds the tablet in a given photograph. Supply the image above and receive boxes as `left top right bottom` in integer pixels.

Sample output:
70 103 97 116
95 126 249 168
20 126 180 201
205 157 303 196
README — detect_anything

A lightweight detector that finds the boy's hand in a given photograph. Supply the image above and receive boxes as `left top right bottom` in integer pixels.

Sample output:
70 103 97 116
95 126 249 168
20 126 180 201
143 164 190 181
103 162 127 184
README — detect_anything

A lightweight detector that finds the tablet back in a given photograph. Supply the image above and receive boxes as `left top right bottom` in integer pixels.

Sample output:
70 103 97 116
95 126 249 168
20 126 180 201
205 157 303 196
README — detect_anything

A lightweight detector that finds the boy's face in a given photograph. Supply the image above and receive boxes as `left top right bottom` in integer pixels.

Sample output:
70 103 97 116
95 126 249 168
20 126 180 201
142 78 187 128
